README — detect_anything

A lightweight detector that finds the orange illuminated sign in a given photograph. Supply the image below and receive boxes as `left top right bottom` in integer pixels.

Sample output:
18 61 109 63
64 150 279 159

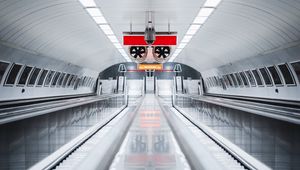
138 64 163 70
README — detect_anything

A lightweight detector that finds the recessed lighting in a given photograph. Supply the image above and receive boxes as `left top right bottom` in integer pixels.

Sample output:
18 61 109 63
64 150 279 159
79 0 96 7
171 55 177 59
107 35 118 42
175 48 183 54
169 48 183 62
79 0 130 61
118 48 125 53
178 43 187 49
120 52 127 56
99 25 114 35
169 0 222 62
186 29 197 35
113 43 122 49
181 35 193 43
93 16 107 24
119 51 126 55
204 0 222 7
172 52 179 57
190 24 201 30
169 56 176 62
118 49 130 59
186 24 201 35
86 8 102 16
193 16 208 24
173 51 179 56
198 8 214 17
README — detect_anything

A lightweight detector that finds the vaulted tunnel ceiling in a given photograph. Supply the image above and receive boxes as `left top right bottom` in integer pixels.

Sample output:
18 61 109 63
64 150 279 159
177 0 300 71
0 0 299 72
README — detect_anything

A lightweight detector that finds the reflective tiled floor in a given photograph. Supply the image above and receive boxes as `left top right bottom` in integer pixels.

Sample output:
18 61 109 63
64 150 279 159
110 95 190 170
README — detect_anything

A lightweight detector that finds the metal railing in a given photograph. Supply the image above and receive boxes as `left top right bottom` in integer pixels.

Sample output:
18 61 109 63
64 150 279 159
0 94 126 125
175 93 300 124
30 94 141 170
0 93 127 170
172 94 272 170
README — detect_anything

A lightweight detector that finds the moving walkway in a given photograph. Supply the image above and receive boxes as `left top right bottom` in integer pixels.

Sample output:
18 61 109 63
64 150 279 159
28 94 269 170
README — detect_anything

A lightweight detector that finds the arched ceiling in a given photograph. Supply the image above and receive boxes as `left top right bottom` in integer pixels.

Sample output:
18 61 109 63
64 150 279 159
176 0 300 71
0 0 299 72
0 0 125 71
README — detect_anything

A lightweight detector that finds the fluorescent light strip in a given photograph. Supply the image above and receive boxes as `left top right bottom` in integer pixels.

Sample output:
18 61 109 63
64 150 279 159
119 51 127 56
113 43 122 49
181 35 193 43
174 48 182 54
93 16 107 24
190 24 201 30
86 8 102 16
99 24 114 35
198 8 214 17
193 16 208 24
204 0 222 7
107 35 118 42
169 0 222 62
186 24 201 35
79 0 96 7
178 43 187 49
79 0 131 62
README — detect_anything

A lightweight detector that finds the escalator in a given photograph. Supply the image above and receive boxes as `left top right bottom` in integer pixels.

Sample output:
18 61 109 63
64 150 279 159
30 94 268 170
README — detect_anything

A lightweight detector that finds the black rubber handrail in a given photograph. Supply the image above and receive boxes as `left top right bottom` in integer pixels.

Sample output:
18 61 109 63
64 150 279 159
205 93 300 108
0 93 95 108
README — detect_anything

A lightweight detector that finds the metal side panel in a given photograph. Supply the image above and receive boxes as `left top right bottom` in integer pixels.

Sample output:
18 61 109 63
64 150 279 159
159 101 226 170
29 105 128 170
73 101 143 170
173 106 271 170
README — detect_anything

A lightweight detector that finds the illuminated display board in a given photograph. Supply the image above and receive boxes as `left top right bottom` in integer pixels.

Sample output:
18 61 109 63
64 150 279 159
138 64 163 70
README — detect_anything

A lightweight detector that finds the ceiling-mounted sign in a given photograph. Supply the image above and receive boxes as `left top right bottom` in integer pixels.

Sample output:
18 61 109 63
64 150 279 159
123 36 177 46
138 63 163 70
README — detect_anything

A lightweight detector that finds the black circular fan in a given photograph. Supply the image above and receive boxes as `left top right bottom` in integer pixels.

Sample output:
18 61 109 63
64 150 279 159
129 46 147 62
153 46 171 62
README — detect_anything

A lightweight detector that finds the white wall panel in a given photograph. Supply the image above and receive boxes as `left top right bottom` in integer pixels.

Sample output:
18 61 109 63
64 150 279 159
127 80 143 96
101 80 117 94
157 80 173 96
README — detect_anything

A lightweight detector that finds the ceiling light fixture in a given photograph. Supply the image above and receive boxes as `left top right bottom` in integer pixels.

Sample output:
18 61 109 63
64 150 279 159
78 0 131 62
79 0 96 7
178 43 187 49
186 24 201 35
86 8 102 16
193 16 208 24
107 35 118 43
181 35 193 43
197 8 214 17
99 24 114 35
113 43 122 49
169 0 222 62
93 16 107 24
204 0 222 7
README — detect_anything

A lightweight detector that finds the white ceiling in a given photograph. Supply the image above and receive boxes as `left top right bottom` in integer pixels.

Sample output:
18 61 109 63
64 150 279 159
0 0 300 72
0 0 125 71
176 0 300 71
